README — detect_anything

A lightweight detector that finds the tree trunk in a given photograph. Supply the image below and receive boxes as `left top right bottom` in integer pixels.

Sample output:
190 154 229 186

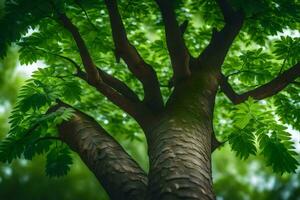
146 116 214 200
145 73 218 200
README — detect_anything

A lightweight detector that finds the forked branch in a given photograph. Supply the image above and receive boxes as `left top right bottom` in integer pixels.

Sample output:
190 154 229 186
104 0 164 111
155 0 191 82
78 69 140 103
220 63 300 104
179 20 189 36
198 0 244 69
56 12 148 120
217 0 238 23
57 13 101 84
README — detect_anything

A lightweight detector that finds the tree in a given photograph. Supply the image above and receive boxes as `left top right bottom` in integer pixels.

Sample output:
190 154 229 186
0 0 299 199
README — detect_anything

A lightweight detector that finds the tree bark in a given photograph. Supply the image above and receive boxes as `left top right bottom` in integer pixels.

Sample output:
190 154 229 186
57 108 148 200
146 116 214 200
145 72 219 200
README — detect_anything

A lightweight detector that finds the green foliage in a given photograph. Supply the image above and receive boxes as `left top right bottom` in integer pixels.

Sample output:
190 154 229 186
0 64 77 176
0 104 75 176
0 0 56 57
258 134 298 173
227 98 258 160
223 98 299 173
0 136 25 162
213 145 300 200
0 46 111 200
23 138 52 160
273 36 300 66
229 129 257 160
46 145 73 177
274 90 300 131
63 81 82 102
20 92 49 112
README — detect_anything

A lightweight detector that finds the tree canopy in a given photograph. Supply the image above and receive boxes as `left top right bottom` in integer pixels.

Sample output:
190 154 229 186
0 0 299 180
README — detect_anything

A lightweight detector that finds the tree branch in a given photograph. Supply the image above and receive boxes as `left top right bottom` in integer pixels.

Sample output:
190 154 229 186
57 13 101 84
198 0 244 69
74 0 99 31
179 20 189 36
54 12 148 120
81 75 149 121
220 63 300 104
77 69 140 103
104 0 164 111
211 134 222 152
33 136 61 144
53 103 148 200
216 0 237 23
98 70 141 102
155 0 191 82
226 70 265 78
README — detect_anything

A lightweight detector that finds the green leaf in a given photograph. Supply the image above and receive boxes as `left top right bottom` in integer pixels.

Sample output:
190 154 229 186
273 36 300 66
256 120 299 174
258 135 299 173
23 139 52 160
45 145 73 177
53 107 75 125
63 81 82 102
235 113 252 129
228 129 257 160
19 93 49 112
0 136 25 163
274 92 300 131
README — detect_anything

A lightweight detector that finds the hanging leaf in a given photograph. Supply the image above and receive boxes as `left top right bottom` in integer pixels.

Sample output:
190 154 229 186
229 129 257 160
45 145 73 177
258 134 298 173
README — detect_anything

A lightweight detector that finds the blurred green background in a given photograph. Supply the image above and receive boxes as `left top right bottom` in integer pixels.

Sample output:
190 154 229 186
0 47 299 200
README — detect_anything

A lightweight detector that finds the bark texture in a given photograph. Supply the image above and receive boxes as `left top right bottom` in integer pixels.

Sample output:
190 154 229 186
145 71 219 200
147 117 214 200
58 108 148 200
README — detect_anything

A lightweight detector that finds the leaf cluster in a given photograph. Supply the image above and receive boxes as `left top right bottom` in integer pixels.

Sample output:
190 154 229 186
225 98 299 173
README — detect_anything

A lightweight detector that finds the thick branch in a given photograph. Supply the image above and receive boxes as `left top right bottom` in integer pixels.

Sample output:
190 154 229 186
104 0 163 111
57 13 101 84
198 0 244 69
86 77 149 122
98 70 140 102
220 63 300 104
55 104 148 200
155 0 190 82
179 20 189 36
216 0 237 23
